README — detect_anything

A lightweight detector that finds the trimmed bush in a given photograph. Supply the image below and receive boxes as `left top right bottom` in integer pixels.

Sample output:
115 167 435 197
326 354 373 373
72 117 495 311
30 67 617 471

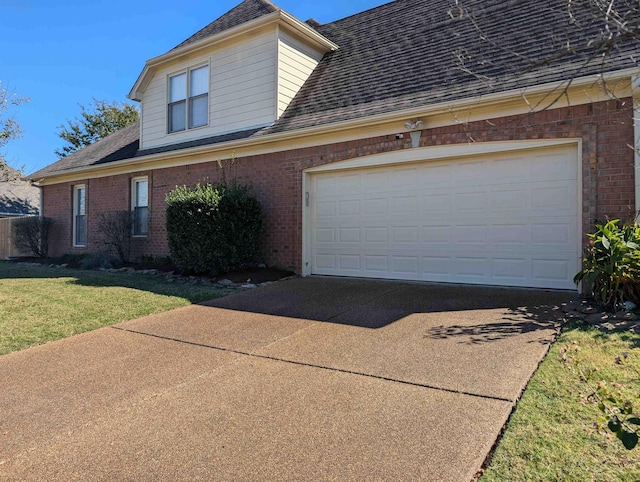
165 182 264 274
13 216 52 258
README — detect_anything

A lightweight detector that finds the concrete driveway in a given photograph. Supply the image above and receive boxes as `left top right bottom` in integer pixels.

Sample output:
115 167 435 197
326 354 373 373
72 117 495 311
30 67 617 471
0 277 571 481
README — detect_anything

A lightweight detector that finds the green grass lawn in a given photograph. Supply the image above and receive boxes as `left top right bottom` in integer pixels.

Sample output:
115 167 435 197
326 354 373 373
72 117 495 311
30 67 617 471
0 261 233 355
482 321 640 481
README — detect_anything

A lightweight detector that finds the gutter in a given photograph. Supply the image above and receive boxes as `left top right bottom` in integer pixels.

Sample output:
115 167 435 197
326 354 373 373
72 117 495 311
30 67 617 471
38 67 640 185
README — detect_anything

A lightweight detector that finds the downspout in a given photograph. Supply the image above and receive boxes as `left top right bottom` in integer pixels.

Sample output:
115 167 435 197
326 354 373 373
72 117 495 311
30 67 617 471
633 75 640 220
39 185 43 218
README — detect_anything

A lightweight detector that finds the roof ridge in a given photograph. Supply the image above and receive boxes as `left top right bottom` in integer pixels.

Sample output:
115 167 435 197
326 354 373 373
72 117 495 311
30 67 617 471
172 0 281 51
323 0 396 27
253 0 280 12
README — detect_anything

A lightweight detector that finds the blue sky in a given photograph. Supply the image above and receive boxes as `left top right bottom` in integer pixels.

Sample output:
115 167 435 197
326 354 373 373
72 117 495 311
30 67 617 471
2 0 389 175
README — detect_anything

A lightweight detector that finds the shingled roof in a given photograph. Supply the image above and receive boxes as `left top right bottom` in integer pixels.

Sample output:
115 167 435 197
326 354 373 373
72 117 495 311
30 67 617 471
31 122 139 178
32 0 639 178
264 0 639 134
173 0 280 50
0 167 39 216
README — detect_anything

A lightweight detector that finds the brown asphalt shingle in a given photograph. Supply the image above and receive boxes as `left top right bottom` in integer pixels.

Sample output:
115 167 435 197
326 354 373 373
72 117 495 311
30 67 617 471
31 0 639 178
30 122 139 178
172 0 281 50
0 167 40 216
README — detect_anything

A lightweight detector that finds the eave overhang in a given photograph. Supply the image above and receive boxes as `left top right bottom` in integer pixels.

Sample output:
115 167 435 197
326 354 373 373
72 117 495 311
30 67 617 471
35 68 639 186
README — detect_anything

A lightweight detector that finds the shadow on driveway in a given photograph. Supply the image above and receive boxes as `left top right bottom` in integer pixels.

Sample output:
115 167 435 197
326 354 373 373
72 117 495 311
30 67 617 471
204 276 572 340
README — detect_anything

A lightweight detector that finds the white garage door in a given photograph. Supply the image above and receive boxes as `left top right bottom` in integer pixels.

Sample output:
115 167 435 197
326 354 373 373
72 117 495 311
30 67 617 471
309 145 579 290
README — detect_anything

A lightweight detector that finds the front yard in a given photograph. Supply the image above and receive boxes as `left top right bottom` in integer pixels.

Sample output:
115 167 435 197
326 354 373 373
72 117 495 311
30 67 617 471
482 321 640 480
2 261 640 478
0 261 234 355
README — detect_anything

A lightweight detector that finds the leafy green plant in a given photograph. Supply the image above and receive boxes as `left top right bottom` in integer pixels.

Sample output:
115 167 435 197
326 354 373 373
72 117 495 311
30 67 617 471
574 220 640 309
165 181 264 274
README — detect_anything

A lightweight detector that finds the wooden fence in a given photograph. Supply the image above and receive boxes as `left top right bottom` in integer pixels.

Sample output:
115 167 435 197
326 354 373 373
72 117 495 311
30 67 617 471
0 216 36 259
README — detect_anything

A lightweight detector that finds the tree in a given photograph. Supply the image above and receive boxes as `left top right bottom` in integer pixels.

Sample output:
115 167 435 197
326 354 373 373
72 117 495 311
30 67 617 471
55 99 139 158
0 81 29 178
446 0 639 109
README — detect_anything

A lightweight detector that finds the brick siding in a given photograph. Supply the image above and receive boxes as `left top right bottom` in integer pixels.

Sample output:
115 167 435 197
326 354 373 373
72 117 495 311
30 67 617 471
42 98 636 273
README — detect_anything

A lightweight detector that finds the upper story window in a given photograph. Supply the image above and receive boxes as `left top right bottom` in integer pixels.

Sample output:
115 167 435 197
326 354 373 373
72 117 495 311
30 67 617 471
73 185 86 247
132 177 149 236
168 65 209 133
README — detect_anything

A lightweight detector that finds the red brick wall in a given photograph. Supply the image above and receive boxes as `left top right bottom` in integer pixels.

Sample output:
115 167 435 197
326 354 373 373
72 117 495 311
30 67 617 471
42 98 636 272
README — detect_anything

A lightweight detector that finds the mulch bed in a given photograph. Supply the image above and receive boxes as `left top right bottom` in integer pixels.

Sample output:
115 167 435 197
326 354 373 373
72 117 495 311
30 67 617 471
7 256 294 284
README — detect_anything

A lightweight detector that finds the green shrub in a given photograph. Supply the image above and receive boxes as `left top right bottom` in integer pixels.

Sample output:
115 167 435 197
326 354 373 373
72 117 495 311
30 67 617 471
165 182 264 274
574 219 640 309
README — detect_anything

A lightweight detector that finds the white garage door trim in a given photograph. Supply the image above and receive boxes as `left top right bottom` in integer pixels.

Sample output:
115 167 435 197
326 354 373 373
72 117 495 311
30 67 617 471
302 139 582 290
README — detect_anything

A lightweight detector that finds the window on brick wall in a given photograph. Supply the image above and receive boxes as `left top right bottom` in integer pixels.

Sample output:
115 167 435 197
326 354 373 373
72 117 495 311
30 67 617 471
132 177 149 236
73 185 86 247
168 65 209 133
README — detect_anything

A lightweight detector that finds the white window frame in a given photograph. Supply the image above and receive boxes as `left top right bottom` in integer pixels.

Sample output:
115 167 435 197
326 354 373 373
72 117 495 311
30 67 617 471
167 63 209 134
131 176 149 237
73 184 86 247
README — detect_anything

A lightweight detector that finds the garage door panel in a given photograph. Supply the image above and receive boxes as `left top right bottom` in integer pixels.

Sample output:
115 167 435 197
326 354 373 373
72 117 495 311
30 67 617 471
364 226 388 243
362 197 389 215
392 196 419 214
421 193 452 214
392 167 421 189
454 257 491 277
453 225 487 245
531 222 572 246
314 227 336 243
531 184 576 211
452 160 488 186
492 258 529 280
489 224 531 245
532 259 572 283
454 191 488 212
309 146 579 289
422 225 452 244
392 256 420 275
491 156 530 181
531 150 576 180
418 164 452 187
364 255 389 272
339 254 361 271
338 227 361 243
338 199 361 216
490 188 530 211
314 254 337 270
362 171 387 192
315 201 335 218
338 173 361 191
